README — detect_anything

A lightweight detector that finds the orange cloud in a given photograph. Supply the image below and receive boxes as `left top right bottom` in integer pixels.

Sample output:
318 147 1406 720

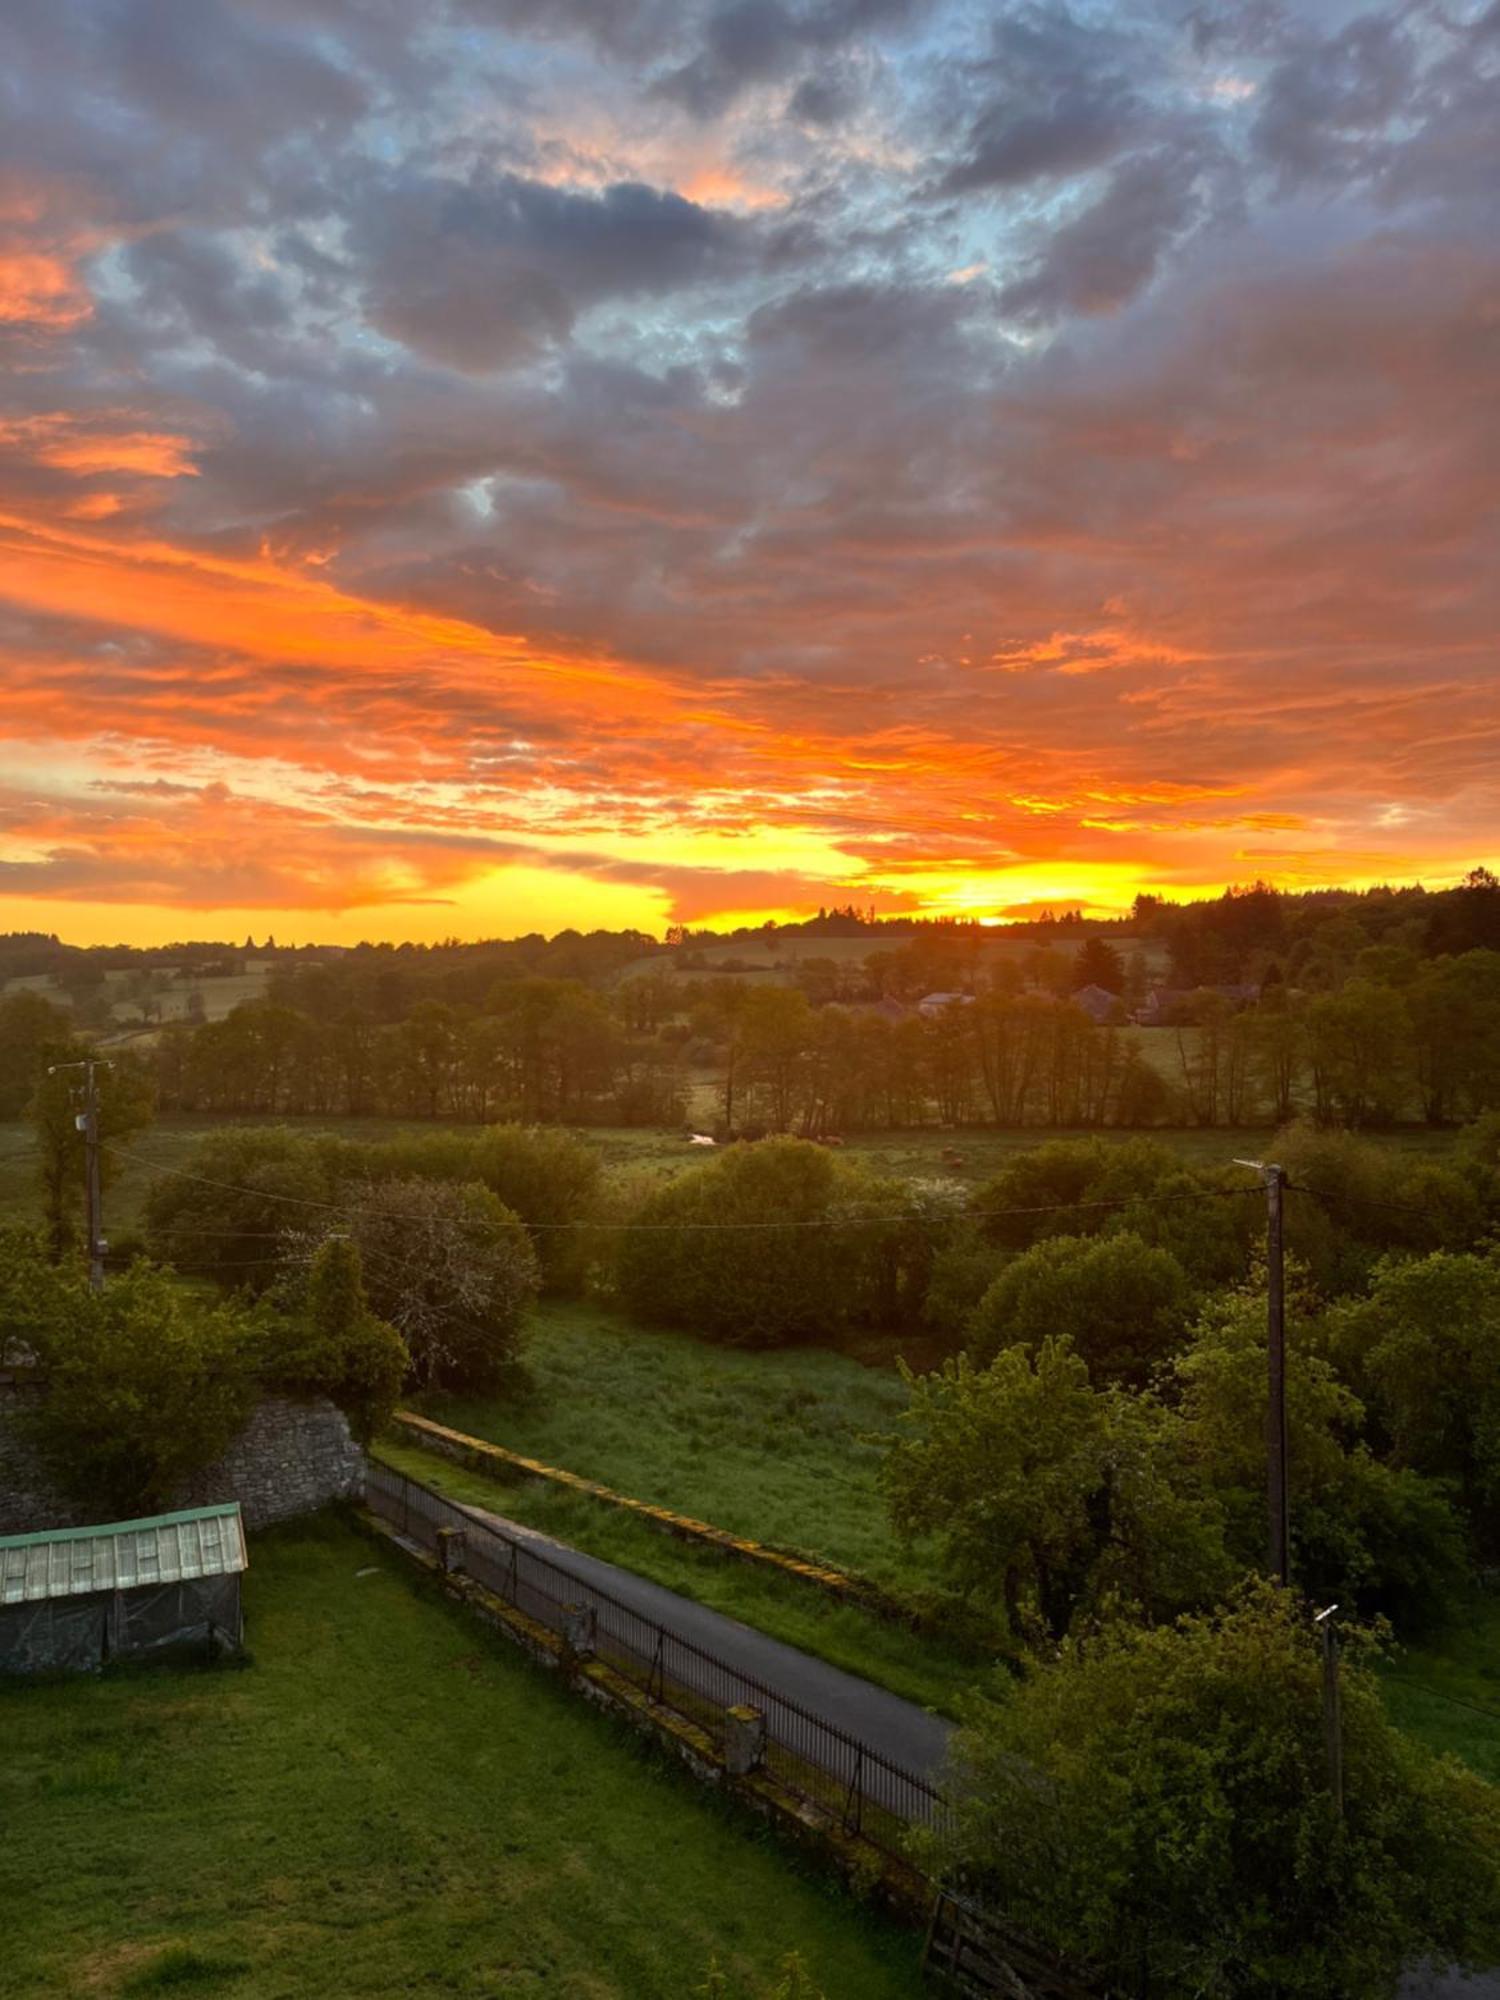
0 251 90 327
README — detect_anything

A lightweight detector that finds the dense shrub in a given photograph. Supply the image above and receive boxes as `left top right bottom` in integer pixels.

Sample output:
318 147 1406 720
967 1231 1191 1386
613 1137 914 1347
13 1245 260 1517
934 1586 1500 1999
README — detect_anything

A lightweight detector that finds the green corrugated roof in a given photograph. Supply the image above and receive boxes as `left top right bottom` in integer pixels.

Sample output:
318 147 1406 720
0 1504 247 1605
0 1502 242 1553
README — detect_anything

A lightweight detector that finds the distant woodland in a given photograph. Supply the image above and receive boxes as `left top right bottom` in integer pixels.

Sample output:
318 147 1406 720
4 872 1500 1133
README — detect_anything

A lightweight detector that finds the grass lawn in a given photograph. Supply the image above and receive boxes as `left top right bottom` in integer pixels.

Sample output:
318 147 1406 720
424 1302 926 1595
1380 1598 1500 1785
374 1434 987 1716
1 1514 922 2000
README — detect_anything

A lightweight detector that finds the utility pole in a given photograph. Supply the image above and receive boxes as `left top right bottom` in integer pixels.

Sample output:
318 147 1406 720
1235 1157 1289 1584
48 1057 111 1292
1314 1604 1344 1818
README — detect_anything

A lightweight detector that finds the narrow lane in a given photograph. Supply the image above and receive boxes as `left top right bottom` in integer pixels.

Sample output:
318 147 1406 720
458 1499 955 1783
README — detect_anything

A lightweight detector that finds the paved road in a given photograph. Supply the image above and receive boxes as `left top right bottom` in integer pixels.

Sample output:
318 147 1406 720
458 1499 954 1782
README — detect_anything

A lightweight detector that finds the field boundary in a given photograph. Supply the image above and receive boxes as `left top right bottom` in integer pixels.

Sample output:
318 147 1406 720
358 1461 1094 2000
358 1465 933 1906
391 1409 916 1622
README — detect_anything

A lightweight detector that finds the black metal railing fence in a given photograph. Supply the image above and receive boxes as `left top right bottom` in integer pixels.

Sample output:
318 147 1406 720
363 1458 945 1862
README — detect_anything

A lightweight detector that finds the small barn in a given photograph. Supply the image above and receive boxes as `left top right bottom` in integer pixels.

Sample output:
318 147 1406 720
0 1503 247 1676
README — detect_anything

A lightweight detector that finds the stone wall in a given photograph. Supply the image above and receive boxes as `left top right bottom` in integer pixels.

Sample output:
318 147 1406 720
0 1387 362 1534
178 1397 364 1528
0 1387 92 1535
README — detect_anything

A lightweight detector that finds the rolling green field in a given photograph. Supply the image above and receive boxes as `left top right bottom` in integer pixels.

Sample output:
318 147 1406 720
614 929 1171 987
2 960 274 1034
425 1302 925 1594
2 1515 921 2000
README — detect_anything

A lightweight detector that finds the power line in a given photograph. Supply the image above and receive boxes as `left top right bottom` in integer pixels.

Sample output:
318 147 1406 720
1382 1672 1500 1726
1284 1179 1451 1222
107 1139 1262 1234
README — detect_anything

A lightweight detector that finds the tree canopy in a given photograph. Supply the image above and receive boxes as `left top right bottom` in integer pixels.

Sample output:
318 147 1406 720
934 1586 1500 1999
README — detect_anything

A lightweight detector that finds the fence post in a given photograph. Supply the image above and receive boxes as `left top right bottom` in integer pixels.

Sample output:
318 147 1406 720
842 1745 864 1835
648 1629 665 1702
402 1474 410 1537
724 1705 767 1777
435 1526 465 1575
563 1602 596 1666
509 1540 519 1601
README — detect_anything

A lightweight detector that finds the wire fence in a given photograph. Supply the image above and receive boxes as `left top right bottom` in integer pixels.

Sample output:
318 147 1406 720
363 1458 947 1865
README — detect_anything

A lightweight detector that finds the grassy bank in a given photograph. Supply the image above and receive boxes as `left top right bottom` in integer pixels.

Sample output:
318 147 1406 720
374 1433 988 1715
425 1301 927 1594
1380 1599 1500 1785
2 1514 922 2000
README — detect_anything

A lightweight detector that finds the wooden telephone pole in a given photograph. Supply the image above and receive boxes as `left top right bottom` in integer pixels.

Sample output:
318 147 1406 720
1235 1158 1289 1584
48 1056 111 1293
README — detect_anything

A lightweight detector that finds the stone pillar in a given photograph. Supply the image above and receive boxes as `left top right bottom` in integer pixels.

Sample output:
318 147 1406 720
563 1602 596 1662
724 1704 767 1776
435 1526 466 1575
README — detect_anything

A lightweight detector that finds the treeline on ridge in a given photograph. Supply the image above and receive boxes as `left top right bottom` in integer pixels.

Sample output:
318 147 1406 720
6 873 1500 1133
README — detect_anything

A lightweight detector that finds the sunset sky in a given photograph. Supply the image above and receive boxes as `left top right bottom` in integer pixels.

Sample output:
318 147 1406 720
2 0 1496 946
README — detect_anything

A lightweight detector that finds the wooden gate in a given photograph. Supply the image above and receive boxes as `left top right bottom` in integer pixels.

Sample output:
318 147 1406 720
921 1892 1099 2000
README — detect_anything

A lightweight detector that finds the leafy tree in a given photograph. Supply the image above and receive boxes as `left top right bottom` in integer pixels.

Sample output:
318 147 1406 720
933 1585 1500 1999
0 989 71 1118
882 1339 1230 1639
1407 952 1500 1123
27 1047 154 1261
1327 1251 1500 1554
325 1177 538 1392
1113 1046 1174 1127
967 1231 1191 1386
259 1236 407 1442
19 1256 259 1517
614 1138 911 1347
1303 981 1410 1127
345 1125 601 1293
1173 1286 1467 1625
144 1126 338 1293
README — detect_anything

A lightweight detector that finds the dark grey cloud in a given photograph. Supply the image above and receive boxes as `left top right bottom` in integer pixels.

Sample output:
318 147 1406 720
1251 11 1417 188
933 4 1145 195
997 141 1217 323
653 0 924 116
347 170 804 371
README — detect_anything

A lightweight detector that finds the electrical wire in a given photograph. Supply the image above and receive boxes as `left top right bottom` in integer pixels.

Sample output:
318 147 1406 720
107 1139 1263 1234
1382 1673 1500 1725
1284 1179 1455 1222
